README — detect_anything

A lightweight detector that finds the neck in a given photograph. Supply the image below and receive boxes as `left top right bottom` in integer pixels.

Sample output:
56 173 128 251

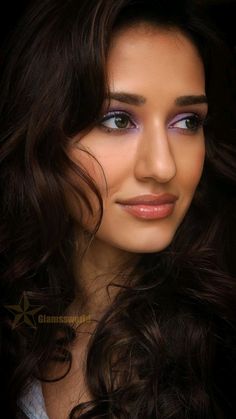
68 238 140 319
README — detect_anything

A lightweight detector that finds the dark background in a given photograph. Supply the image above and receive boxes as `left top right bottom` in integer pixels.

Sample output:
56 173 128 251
0 0 235 55
198 0 236 53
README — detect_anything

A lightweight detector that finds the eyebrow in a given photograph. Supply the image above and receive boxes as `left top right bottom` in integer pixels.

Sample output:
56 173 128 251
175 95 208 106
107 92 146 105
107 92 208 106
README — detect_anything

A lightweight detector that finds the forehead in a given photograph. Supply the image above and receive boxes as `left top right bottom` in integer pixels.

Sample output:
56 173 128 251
107 25 205 97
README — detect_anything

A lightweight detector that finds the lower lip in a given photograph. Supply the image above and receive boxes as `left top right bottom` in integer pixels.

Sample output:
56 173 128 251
118 203 176 219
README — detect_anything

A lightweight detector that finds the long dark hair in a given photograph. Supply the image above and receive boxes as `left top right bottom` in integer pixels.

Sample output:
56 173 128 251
1 0 236 418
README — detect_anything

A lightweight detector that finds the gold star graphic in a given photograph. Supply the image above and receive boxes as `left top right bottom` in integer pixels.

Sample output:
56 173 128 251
5 293 44 329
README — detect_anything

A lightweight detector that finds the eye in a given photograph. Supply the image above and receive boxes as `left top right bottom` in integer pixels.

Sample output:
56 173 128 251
169 113 205 133
99 111 136 132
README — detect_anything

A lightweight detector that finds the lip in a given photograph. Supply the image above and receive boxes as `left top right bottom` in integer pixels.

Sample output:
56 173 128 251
117 193 178 220
117 193 178 206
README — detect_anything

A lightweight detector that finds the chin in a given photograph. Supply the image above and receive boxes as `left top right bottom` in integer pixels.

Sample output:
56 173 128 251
94 223 178 255
123 243 171 254
114 234 175 254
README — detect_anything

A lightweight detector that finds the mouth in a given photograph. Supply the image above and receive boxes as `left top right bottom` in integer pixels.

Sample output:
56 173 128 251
116 193 178 220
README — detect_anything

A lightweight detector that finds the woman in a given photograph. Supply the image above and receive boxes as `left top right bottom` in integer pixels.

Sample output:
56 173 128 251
0 0 236 418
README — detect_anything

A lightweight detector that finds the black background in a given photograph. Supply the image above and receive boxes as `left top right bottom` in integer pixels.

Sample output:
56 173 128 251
199 0 236 53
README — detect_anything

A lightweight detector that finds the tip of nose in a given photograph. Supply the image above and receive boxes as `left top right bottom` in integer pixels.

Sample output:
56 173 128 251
134 161 177 183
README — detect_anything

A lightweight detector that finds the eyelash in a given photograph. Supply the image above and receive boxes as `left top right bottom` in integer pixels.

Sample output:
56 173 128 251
99 110 207 134
99 111 137 133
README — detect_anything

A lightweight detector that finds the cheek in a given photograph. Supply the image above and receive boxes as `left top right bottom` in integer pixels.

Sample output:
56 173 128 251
74 143 126 190
84 149 130 200
100 157 127 191
64 148 102 228
66 145 127 229
178 141 205 194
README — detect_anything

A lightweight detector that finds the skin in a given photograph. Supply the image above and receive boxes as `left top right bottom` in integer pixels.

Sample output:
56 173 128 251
42 25 208 418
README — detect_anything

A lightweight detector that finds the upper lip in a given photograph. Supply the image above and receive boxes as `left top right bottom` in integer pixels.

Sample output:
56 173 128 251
117 193 178 206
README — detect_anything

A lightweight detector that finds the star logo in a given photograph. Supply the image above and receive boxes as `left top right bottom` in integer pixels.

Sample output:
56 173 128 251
4 293 44 329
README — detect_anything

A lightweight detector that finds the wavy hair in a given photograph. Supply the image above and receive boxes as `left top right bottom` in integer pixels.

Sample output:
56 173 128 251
0 0 236 418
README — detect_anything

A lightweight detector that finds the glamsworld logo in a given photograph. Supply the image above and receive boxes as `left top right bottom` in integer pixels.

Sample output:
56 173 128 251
5 293 91 329
4 293 43 329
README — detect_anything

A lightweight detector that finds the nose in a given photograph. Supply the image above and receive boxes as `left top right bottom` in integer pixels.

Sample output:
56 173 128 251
133 124 177 183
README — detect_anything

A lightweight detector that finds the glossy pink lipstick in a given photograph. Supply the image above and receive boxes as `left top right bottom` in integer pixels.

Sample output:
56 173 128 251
117 193 178 220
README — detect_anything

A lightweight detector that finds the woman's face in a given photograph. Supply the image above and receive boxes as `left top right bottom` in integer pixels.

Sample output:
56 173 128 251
70 25 208 254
